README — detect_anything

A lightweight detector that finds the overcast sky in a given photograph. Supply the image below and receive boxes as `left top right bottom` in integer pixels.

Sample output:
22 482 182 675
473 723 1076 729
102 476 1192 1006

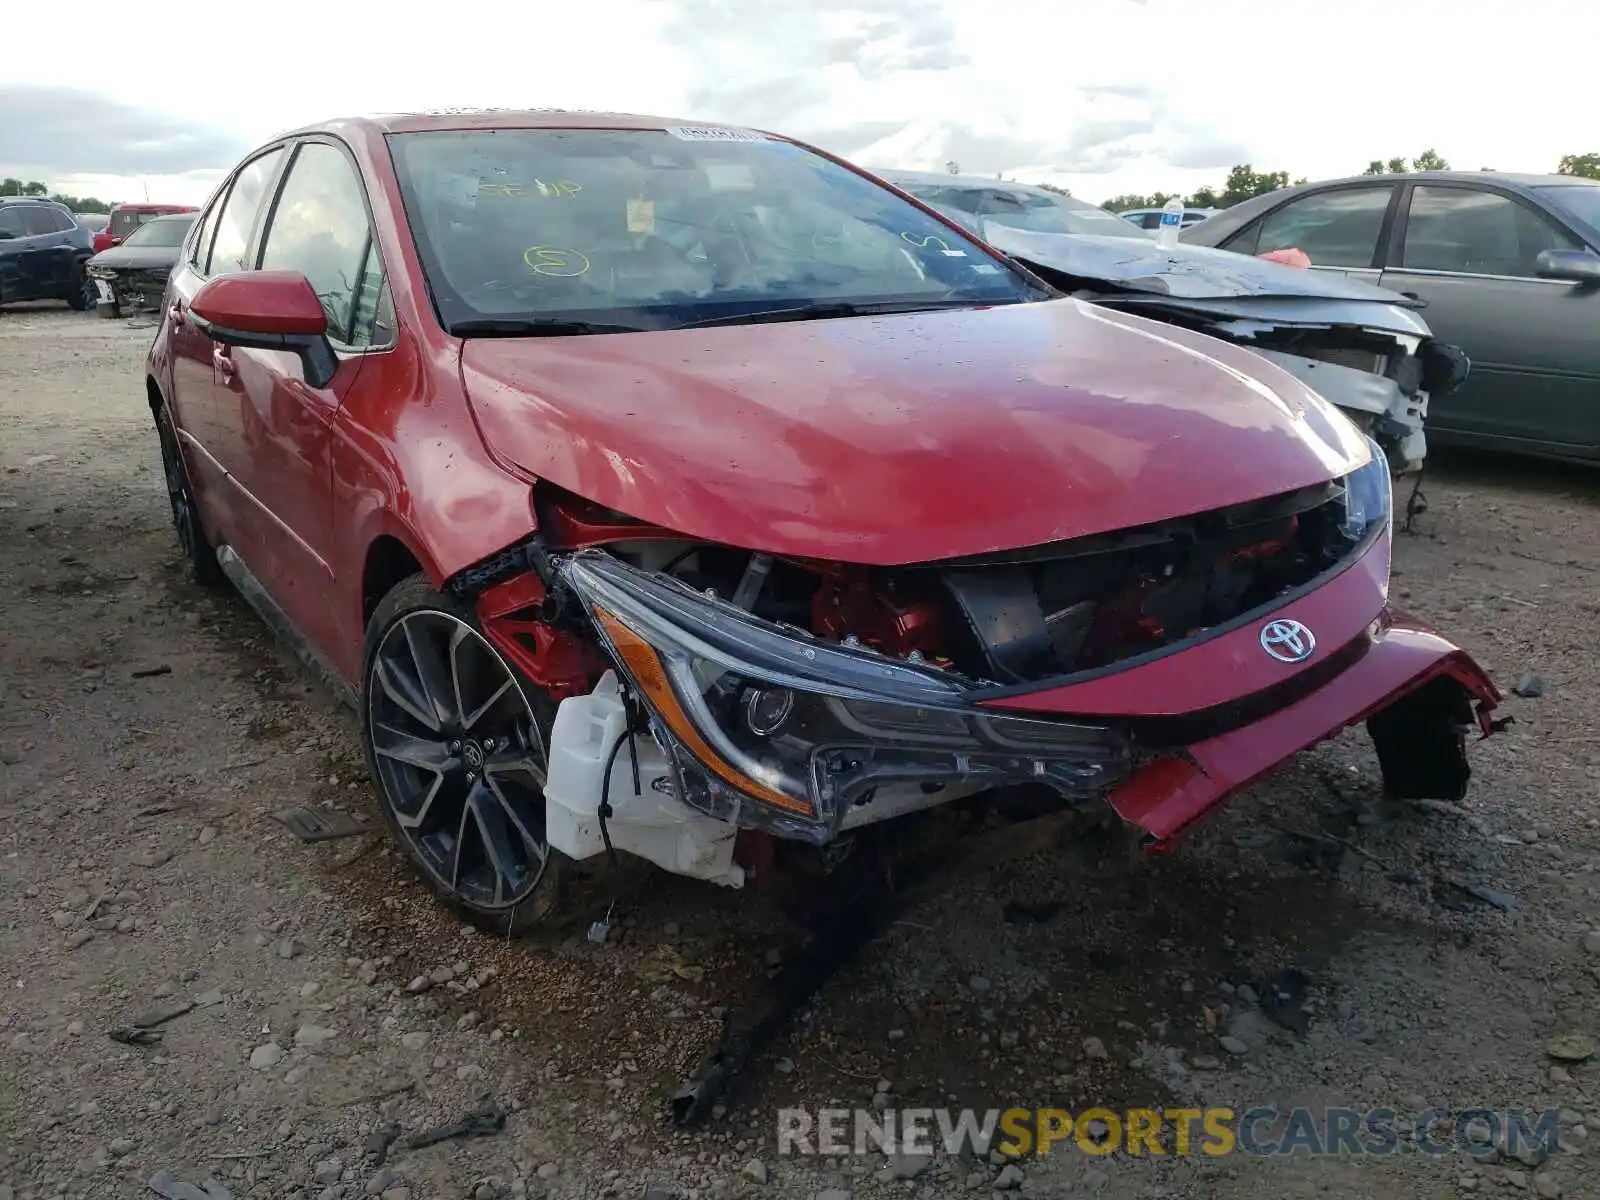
3 0 1594 207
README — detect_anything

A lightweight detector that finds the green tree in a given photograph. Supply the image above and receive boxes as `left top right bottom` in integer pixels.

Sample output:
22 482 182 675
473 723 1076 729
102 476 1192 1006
1100 191 1172 212
51 193 110 213
1557 152 1600 179
1362 151 1449 176
1 178 53 198
1219 165 1290 206
0 177 109 211
1188 184 1222 208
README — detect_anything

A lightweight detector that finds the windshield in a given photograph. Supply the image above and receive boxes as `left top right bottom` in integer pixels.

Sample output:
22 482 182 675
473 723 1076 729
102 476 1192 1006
121 216 194 248
388 128 1042 332
1533 184 1600 236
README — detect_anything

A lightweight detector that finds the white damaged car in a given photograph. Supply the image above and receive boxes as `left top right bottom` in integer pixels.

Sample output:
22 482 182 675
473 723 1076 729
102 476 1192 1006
879 169 1471 474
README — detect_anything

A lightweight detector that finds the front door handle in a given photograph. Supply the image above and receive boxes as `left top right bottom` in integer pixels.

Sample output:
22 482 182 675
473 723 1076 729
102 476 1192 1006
212 346 235 382
168 302 185 326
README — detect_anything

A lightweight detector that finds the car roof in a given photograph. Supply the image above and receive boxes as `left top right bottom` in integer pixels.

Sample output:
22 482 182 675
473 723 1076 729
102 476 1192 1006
0 196 67 206
110 202 194 211
1310 169 1595 190
282 109 763 139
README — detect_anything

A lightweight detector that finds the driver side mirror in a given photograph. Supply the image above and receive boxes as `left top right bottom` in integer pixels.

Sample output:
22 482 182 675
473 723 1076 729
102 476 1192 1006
1535 248 1600 284
188 270 337 388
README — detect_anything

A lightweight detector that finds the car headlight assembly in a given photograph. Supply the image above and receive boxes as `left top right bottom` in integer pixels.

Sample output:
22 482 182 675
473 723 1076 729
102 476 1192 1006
559 551 1129 843
1338 436 1393 544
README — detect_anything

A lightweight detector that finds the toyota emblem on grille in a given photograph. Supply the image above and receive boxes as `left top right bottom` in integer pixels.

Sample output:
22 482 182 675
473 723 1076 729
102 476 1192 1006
1259 618 1316 664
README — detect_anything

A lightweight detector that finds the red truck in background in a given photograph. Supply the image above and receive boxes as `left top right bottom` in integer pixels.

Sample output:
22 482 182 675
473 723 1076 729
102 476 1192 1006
92 202 197 253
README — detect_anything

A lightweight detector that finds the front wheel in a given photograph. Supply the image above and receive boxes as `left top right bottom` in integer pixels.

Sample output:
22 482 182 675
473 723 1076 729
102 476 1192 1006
361 575 568 935
154 404 221 585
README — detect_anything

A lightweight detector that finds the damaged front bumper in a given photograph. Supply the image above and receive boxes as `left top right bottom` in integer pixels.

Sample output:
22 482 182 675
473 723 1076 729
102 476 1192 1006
1109 612 1497 847
534 529 1497 883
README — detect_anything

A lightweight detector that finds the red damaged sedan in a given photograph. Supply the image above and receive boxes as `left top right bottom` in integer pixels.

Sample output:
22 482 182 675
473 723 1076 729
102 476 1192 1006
144 110 1500 930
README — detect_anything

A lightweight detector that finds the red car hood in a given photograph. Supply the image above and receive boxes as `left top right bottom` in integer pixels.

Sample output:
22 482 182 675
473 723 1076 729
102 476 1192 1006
460 298 1368 565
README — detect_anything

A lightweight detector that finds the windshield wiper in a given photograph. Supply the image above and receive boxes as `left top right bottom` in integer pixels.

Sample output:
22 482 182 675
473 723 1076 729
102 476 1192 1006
449 317 648 337
674 298 992 330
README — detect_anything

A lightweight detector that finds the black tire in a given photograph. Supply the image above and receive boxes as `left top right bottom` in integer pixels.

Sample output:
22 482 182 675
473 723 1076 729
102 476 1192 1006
153 404 223 586
360 574 569 935
65 261 94 312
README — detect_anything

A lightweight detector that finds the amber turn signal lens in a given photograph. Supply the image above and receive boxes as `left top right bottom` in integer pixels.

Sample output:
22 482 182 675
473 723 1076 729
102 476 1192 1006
592 607 812 815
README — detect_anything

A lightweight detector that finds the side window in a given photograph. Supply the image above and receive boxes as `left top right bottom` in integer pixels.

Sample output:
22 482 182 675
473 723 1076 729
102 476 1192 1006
1401 186 1583 277
350 274 395 348
21 207 60 236
189 194 224 272
1246 186 1393 268
259 141 389 347
207 147 286 275
0 208 25 237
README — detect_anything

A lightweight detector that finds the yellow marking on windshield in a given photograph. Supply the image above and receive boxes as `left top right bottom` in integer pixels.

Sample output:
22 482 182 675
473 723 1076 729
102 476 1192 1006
477 180 582 198
523 246 591 277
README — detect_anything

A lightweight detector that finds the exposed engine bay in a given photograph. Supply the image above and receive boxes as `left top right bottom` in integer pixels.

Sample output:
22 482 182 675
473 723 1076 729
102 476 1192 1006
461 450 1432 890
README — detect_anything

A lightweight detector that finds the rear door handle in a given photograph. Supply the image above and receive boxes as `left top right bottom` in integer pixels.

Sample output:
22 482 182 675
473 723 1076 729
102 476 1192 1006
168 301 185 325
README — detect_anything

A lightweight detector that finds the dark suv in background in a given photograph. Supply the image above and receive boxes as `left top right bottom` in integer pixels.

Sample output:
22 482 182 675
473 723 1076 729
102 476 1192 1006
0 198 96 312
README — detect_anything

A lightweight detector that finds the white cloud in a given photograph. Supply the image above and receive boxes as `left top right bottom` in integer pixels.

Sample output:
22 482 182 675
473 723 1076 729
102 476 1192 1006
3 0 1595 205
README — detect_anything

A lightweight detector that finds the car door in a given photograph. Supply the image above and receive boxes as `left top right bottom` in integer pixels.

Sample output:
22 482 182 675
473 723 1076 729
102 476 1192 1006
1217 183 1398 286
1379 183 1599 452
0 206 36 300
204 136 396 660
165 146 289 555
22 206 74 291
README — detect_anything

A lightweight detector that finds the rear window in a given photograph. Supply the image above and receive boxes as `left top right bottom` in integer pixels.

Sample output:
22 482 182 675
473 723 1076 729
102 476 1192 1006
121 216 196 248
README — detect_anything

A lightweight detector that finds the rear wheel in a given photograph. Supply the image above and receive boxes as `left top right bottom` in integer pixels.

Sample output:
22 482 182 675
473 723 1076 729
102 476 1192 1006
154 404 221 585
361 575 567 934
65 261 94 312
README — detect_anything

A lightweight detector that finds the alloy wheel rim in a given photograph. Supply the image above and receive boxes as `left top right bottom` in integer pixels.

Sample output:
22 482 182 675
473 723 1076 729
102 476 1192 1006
367 610 551 909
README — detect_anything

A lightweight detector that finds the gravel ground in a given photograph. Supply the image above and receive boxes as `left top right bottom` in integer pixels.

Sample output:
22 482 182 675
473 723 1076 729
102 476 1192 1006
1 305 1597 1200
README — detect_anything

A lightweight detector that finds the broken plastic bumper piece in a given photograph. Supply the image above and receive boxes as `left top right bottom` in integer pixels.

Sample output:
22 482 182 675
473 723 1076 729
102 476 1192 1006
1105 610 1496 848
